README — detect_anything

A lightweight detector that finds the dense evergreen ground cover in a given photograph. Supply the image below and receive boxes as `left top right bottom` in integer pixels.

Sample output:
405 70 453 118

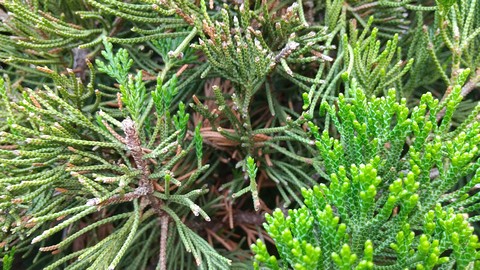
1 0 480 269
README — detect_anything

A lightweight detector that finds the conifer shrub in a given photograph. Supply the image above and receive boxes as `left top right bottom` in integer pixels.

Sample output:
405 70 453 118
252 81 480 269
0 0 479 269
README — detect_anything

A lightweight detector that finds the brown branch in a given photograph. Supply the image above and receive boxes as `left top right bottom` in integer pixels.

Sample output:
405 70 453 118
122 118 152 190
158 216 169 270
102 119 126 144
121 118 168 219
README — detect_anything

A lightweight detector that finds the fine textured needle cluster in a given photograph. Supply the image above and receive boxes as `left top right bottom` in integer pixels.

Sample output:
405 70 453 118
0 0 479 269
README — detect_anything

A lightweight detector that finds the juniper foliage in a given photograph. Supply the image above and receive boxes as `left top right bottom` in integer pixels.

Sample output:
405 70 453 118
252 79 480 269
0 0 479 269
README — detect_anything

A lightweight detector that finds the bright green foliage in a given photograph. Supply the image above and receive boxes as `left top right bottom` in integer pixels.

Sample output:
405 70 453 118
252 81 480 269
232 156 261 210
194 123 203 167
347 27 414 96
1 248 14 270
152 76 178 118
173 102 189 141
96 40 148 121
118 70 147 121
96 39 133 86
